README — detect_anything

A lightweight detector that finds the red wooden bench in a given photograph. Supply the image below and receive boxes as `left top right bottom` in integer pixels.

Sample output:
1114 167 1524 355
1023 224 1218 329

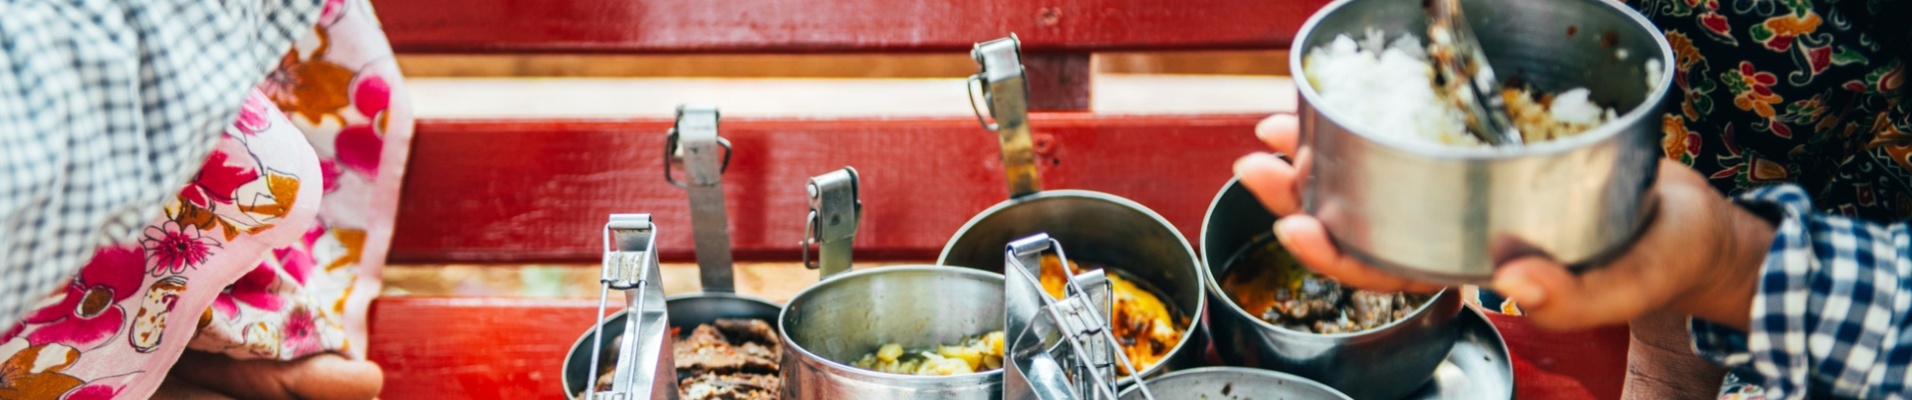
362 0 1632 398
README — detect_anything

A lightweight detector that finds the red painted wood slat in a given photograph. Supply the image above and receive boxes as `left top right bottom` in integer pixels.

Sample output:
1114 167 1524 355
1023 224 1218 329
389 114 1268 264
368 0 1326 54
366 297 1628 399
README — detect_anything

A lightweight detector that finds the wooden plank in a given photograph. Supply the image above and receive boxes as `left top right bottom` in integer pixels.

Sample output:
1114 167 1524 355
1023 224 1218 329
399 76 1298 119
1024 53 1093 111
369 0 1325 54
388 114 1267 264
366 296 1628 399
367 297 599 400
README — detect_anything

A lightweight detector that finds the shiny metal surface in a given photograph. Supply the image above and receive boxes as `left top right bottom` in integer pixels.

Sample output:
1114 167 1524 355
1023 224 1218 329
1201 178 1463 400
967 35 1042 198
1425 0 1520 146
779 266 1007 399
665 104 739 292
1292 0 1673 282
1402 307 1514 400
1116 367 1351 400
801 167 862 277
1003 235 1139 400
939 190 1208 384
580 214 676 400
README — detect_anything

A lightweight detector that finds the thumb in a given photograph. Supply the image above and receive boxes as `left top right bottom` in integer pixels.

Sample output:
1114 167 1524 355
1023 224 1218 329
1491 257 1656 331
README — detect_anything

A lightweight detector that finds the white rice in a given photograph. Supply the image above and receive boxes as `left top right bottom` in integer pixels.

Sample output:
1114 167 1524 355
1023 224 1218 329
1303 31 1622 146
1303 31 1476 146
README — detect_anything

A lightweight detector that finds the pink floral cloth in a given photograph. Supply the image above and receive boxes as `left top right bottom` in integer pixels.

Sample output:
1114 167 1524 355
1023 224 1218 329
0 0 411 398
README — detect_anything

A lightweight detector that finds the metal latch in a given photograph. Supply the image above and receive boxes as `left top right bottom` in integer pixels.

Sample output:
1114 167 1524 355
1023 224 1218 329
663 105 738 293
800 167 861 279
968 35 1043 199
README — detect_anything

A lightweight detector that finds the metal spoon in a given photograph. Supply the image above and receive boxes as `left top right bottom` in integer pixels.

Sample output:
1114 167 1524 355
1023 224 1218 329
1426 0 1523 146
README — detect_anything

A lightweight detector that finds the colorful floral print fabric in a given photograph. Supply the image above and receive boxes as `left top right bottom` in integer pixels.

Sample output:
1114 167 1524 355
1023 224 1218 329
0 90 323 399
1639 0 1909 220
190 0 412 361
0 0 411 398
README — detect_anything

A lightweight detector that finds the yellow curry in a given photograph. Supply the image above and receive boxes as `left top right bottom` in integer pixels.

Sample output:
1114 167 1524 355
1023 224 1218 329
1037 254 1184 375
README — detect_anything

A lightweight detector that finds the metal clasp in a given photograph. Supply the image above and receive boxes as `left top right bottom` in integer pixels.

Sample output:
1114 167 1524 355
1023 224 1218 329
587 214 678 400
968 35 1043 198
664 105 733 188
1003 233 1154 400
800 167 861 279
663 105 738 293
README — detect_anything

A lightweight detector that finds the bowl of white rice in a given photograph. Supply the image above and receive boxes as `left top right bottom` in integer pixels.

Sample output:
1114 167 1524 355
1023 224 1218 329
1291 0 1674 283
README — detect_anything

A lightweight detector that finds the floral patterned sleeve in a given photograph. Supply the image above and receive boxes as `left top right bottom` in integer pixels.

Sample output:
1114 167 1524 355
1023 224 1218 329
0 0 412 398
1689 184 1912 399
0 0 320 334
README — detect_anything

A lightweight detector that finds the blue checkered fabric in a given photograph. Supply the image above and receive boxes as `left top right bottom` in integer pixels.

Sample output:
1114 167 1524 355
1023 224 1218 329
1692 184 1912 399
0 0 319 329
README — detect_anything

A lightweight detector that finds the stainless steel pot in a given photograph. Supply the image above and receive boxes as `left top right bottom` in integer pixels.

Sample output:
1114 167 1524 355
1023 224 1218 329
1201 178 1463 400
939 190 1208 384
1117 367 1352 400
779 266 1007 399
1293 0 1673 282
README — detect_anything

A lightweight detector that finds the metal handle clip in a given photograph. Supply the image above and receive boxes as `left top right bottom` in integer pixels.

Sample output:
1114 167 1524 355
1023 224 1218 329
800 167 861 279
1003 233 1155 400
587 214 678 400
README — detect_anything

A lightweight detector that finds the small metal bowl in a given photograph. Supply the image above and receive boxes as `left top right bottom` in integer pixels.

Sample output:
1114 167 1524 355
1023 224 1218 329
1202 178 1463 400
1119 367 1352 400
1293 0 1674 282
778 266 1006 399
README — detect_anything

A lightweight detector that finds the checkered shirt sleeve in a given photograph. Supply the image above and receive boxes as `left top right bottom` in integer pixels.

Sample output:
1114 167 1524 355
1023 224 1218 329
1689 184 1912 399
0 0 320 328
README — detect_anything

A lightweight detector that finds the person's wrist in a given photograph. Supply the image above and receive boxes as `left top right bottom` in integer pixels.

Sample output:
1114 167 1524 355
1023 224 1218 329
1685 199 1773 332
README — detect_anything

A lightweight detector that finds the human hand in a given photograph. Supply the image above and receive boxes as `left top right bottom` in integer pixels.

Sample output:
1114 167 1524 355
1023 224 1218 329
1233 114 1772 332
165 351 383 400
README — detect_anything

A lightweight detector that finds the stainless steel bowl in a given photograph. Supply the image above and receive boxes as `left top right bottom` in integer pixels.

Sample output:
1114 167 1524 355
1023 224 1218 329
1293 0 1673 282
1202 178 1464 400
938 190 1208 383
1118 367 1352 400
779 265 1006 399
561 294 782 399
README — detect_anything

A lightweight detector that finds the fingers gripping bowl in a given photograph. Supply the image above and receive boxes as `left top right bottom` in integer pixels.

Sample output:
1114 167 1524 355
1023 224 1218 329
1294 0 1675 282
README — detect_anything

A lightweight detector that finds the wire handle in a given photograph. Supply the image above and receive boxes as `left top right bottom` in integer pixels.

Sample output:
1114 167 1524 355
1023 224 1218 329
1003 233 1155 400
587 214 677 400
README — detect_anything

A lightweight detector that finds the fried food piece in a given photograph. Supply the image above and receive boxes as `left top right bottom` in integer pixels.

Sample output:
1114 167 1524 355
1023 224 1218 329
1221 238 1432 334
680 372 780 400
588 318 784 399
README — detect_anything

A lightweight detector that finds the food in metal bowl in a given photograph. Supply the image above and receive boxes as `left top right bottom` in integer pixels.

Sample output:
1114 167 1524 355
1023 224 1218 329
1219 236 1431 334
1038 254 1186 374
851 331 1006 376
585 319 782 400
1301 30 1620 146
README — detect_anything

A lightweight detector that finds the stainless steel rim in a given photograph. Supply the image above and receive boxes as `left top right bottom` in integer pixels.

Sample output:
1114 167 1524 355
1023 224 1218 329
776 265 1008 385
936 189 1208 382
1288 0 1676 159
